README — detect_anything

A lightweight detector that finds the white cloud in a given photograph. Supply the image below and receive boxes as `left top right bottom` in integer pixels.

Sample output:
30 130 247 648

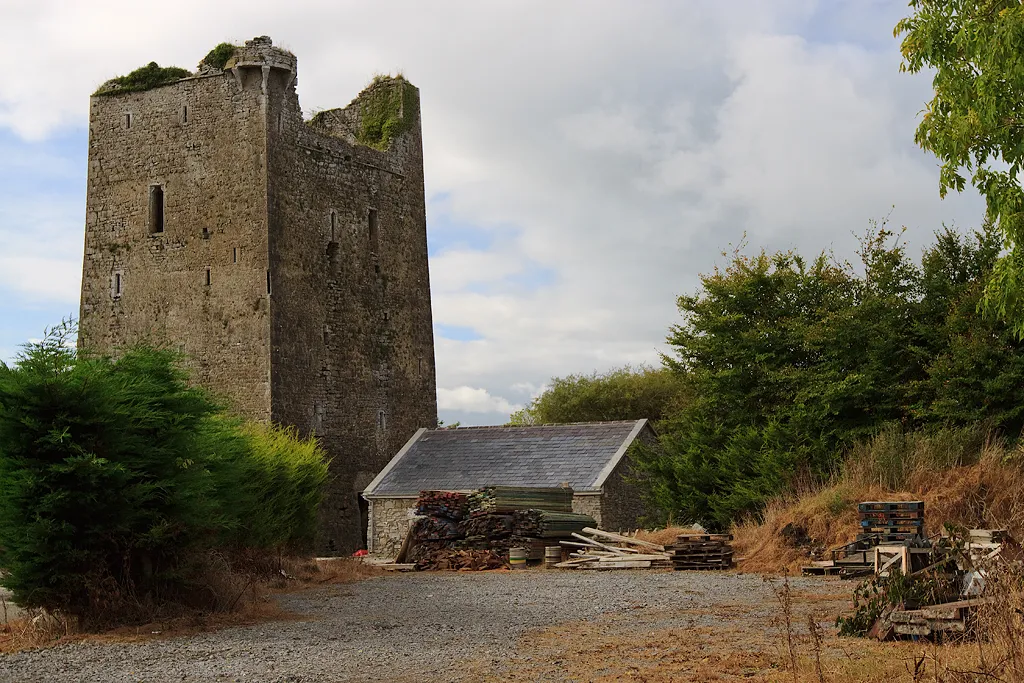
0 0 988 425
436 386 519 414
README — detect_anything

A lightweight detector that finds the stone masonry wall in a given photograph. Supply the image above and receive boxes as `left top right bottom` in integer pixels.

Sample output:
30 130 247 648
367 497 417 557
79 39 438 554
79 64 273 419
572 494 602 528
266 71 437 553
599 441 654 531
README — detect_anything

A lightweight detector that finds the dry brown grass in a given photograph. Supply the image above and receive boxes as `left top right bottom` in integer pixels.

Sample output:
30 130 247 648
634 525 695 547
733 436 1024 575
0 556 381 654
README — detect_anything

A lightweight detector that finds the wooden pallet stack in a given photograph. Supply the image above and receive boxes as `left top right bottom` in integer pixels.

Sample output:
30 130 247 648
670 533 734 570
858 501 924 543
556 527 673 569
870 598 991 641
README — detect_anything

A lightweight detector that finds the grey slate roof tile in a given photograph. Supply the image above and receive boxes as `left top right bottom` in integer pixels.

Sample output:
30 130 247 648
368 421 645 496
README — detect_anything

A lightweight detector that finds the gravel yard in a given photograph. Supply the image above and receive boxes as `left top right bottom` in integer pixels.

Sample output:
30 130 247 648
0 571 849 683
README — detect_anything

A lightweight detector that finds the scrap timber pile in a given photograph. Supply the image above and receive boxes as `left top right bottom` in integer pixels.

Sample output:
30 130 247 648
670 533 735 570
557 527 673 570
403 487 596 570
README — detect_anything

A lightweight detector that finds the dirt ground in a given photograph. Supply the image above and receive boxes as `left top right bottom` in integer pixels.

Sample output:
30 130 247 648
0 569 959 682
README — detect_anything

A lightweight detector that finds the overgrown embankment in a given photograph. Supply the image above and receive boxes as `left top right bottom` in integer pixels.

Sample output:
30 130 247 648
732 425 1024 573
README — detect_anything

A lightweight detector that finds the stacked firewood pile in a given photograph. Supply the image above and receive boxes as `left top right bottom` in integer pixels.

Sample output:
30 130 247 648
669 533 734 570
556 528 673 569
416 490 470 520
402 487 594 570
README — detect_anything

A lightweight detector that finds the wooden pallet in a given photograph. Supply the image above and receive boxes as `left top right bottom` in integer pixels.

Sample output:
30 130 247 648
859 501 925 512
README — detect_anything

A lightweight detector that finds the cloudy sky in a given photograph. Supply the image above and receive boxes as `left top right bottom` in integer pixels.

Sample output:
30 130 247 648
0 1 987 426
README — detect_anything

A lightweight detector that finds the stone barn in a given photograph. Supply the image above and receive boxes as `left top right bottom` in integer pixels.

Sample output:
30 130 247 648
361 420 656 556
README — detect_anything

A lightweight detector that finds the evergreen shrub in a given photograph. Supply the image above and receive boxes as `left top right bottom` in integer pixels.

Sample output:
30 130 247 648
0 322 328 623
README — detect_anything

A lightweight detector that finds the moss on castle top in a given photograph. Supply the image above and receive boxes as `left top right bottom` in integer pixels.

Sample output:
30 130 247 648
201 43 239 71
357 76 418 151
94 62 192 96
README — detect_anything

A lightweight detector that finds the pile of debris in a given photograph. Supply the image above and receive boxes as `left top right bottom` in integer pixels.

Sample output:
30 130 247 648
556 528 673 570
399 487 595 570
804 500 927 579
670 533 734 570
833 515 1020 642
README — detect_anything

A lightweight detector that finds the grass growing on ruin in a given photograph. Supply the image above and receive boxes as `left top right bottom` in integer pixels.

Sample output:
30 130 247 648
357 74 418 151
201 43 239 70
94 62 192 96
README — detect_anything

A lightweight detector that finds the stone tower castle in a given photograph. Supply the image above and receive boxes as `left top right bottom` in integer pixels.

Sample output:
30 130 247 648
78 37 438 553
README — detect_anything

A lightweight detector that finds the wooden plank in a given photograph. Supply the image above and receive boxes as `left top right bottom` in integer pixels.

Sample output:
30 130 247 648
570 532 638 553
554 558 598 568
379 563 417 571
582 527 666 551
597 553 670 562
921 605 963 620
580 560 652 569
890 610 925 625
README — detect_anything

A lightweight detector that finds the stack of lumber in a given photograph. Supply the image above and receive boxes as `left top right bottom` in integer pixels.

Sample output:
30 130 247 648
858 501 924 543
556 527 673 570
416 490 469 520
512 510 597 538
670 533 734 570
468 486 573 515
870 598 991 641
412 516 463 541
462 514 514 539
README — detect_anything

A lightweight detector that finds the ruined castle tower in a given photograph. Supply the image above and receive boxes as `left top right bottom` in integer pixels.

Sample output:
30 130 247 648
78 37 438 553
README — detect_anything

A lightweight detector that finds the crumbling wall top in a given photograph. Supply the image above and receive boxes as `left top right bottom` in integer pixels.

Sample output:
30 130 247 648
232 36 296 73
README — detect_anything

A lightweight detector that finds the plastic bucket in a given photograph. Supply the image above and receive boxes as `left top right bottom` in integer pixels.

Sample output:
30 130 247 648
509 547 528 568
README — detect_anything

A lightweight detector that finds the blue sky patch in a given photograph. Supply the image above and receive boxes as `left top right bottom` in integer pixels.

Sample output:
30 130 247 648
434 323 485 342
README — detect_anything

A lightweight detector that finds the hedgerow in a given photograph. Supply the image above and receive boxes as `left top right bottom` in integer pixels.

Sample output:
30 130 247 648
0 321 328 624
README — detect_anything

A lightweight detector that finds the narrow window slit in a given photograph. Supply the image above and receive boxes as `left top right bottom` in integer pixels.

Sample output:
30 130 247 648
125 113 132 129
205 267 211 286
266 270 272 295
368 208 379 255
182 104 188 124
148 185 164 234
232 247 238 263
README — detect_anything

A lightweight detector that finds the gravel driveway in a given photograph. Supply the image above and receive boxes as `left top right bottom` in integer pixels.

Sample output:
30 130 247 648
0 571 845 683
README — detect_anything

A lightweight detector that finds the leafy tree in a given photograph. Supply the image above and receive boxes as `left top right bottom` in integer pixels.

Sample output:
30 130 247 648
506 365 688 426
896 1 1024 332
638 226 1024 529
0 322 328 623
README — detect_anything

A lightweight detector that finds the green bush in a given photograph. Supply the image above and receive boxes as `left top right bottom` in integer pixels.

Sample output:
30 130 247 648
0 322 328 623
201 43 238 70
94 62 191 96
635 224 1024 529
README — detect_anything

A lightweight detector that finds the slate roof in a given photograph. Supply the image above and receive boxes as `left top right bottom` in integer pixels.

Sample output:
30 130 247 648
363 420 650 497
